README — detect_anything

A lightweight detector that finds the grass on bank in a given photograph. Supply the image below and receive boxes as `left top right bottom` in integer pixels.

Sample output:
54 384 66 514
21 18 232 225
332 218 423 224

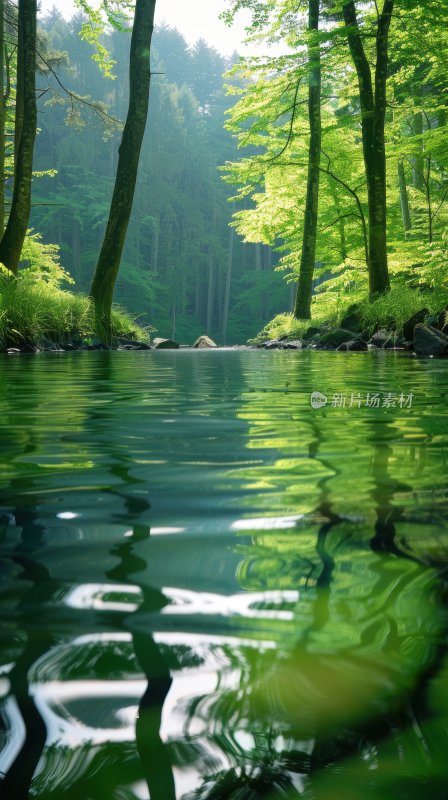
0 275 150 349
253 284 448 344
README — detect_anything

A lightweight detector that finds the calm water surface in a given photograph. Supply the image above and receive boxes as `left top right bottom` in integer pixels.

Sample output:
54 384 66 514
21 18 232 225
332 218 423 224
0 350 447 799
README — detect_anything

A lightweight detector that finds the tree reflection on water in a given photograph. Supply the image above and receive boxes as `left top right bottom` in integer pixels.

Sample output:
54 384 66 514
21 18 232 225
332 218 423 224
0 351 448 799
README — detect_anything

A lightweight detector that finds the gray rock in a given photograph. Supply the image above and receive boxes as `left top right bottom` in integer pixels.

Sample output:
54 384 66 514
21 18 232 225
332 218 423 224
337 339 368 352
7 348 21 354
368 329 392 348
153 337 180 349
402 309 430 341
118 338 151 350
43 345 65 353
282 340 303 350
413 324 448 357
193 335 218 348
263 340 281 349
383 334 405 350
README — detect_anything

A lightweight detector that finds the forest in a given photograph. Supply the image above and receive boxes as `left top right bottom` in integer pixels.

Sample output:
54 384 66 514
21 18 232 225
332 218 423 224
1 3 448 799
222 0 447 347
0 1 291 347
0 0 446 351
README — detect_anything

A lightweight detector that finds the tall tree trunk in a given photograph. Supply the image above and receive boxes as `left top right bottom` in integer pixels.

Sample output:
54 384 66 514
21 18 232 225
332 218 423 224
0 0 5 238
221 225 234 344
152 215 159 275
0 0 36 275
171 301 176 341
342 0 392 298
370 0 392 295
195 263 201 317
294 0 321 320
206 251 214 335
398 159 412 232
71 217 81 280
424 155 433 243
13 3 24 172
90 0 157 344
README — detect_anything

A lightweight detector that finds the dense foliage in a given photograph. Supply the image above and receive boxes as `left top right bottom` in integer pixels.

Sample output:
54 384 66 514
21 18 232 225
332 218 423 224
223 0 448 330
28 12 288 344
0 1 447 346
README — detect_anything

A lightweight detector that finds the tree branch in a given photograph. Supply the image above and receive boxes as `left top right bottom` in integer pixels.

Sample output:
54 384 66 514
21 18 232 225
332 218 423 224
319 148 369 267
321 212 362 231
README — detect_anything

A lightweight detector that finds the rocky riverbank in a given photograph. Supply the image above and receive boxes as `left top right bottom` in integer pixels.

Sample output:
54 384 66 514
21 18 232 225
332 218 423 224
254 307 448 358
3 314 448 358
1 334 220 355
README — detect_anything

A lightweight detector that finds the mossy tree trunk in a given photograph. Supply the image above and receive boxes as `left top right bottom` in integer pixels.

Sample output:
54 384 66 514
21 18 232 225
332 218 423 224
0 0 5 238
90 0 157 344
293 0 321 320
0 0 36 274
342 0 392 299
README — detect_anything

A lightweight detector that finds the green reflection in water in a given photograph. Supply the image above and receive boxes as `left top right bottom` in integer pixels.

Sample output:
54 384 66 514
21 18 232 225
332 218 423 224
0 351 447 799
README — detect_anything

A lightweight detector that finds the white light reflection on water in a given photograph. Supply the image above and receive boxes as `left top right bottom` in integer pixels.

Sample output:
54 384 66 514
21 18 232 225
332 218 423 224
34 679 142 745
0 697 26 775
163 587 299 621
27 629 276 798
231 514 305 530
28 631 276 744
64 583 143 612
151 527 185 534
62 581 300 620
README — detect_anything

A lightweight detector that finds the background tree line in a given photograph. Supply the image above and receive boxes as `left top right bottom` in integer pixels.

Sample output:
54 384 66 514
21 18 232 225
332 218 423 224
27 9 289 344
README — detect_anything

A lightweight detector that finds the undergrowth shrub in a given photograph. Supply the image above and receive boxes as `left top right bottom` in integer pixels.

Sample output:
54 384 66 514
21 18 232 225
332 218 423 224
0 268 150 348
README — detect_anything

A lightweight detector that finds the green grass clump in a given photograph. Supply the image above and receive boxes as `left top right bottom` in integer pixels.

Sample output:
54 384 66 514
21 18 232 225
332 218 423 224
359 286 430 333
252 281 448 344
358 286 444 336
0 276 150 349
250 312 318 344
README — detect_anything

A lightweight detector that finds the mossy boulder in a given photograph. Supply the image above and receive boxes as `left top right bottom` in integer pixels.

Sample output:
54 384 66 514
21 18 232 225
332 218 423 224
413 324 448 357
337 339 368 352
302 326 322 341
402 308 430 341
319 328 362 347
193 335 218 348
153 337 180 349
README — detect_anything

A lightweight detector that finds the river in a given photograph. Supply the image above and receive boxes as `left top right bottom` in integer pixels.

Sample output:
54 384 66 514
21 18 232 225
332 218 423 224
0 349 447 799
